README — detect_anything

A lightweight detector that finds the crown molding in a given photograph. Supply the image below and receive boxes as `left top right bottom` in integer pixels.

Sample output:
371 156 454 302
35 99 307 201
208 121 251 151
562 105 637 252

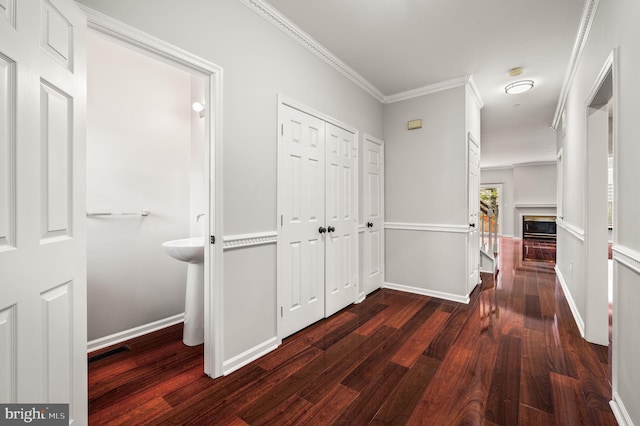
238 0 385 102
552 0 601 129
383 77 467 104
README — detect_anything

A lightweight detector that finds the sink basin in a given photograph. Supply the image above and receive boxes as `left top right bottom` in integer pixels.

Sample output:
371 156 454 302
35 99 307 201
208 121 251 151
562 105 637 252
162 237 204 264
161 236 205 346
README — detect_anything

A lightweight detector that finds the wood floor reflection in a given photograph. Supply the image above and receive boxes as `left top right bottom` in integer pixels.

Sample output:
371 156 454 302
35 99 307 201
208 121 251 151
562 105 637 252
88 238 615 425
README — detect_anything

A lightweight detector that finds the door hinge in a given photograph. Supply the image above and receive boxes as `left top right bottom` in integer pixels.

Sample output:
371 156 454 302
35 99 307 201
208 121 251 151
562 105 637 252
281 215 283 226
210 235 215 244
281 306 284 317
281 124 284 136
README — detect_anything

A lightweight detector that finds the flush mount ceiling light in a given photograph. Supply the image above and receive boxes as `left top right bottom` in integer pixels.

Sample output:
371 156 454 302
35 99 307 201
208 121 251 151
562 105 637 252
505 80 534 94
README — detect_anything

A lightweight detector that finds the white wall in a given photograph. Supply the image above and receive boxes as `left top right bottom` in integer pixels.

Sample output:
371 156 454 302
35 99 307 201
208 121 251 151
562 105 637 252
383 86 469 300
79 0 384 364
556 0 640 422
86 32 193 340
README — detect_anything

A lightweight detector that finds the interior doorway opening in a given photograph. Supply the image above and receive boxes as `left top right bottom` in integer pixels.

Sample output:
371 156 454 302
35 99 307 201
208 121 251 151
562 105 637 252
480 185 501 256
82 7 224 377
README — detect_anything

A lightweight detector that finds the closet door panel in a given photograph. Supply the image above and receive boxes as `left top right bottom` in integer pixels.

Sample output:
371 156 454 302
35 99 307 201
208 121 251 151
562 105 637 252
279 105 326 338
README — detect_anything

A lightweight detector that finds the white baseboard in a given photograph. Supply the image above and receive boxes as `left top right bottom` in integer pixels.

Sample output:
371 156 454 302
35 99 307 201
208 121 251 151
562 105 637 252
554 266 585 338
383 282 470 304
87 313 185 353
223 337 279 375
610 392 634 426
356 291 366 304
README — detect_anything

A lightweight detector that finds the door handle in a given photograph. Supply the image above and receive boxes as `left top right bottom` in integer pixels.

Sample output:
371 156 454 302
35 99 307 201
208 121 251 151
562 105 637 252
327 226 335 233
470 223 476 228
319 227 327 234
367 222 373 228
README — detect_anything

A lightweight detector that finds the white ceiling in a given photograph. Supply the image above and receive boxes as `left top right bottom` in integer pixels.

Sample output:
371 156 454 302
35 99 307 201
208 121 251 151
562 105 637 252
264 0 586 168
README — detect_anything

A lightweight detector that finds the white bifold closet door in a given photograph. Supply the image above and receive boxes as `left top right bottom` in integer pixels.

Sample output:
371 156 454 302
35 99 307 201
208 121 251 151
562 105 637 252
279 103 357 339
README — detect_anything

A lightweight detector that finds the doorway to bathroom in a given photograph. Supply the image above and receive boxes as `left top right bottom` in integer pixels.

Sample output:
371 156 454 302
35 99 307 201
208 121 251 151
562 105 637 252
83 10 223 378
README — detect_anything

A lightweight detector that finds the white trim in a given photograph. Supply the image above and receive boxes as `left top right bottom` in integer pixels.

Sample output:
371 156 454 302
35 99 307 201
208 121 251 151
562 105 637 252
82 5 225 378
238 0 384 102
358 224 365 233
613 245 640 275
223 231 278 250
279 95 358 135
481 165 514 172
384 222 469 234
610 392 633 426
554 266 586 338
222 337 279 375
552 0 601 129
514 160 557 168
466 76 484 109
514 203 557 209
383 77 466 104
384 282 470 304
356 292 366 304
87 314 184 353
557 220 585 241
79 5 219 75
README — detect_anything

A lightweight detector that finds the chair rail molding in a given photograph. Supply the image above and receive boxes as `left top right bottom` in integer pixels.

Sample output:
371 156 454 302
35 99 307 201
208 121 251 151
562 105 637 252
385 222 469 234
557 220 585 242
223 231 278 250
612 245 640 275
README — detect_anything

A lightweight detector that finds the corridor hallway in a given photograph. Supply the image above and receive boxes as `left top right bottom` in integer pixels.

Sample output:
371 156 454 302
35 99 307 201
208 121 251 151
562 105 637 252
88 238 615 424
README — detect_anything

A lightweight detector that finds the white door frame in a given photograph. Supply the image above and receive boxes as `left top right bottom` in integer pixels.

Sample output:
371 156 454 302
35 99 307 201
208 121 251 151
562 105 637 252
276 95 359 342
80 6 225 377
480 183 503 237
584 50 616 347
362 133 385 298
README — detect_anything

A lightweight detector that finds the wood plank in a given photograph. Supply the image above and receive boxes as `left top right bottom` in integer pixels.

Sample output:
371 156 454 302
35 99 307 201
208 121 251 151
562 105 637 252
370 355 441 424
485 334 521 425
390 310 449 368
334 361 408 425
294 384 359 425
520 329 553 414
518 403 554 426
550 371 589 425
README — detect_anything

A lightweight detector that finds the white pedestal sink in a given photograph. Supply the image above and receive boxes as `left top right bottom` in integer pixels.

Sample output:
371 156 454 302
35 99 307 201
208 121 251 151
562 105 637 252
162 237 204 346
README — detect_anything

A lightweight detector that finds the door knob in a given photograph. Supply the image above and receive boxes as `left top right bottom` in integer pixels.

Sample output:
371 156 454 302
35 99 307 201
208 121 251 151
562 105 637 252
327 226 335 233
367 222 373 228
319 227 327 234
470 223 476 228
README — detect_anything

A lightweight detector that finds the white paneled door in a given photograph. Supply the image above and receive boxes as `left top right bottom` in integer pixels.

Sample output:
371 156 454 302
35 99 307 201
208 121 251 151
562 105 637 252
279 105 326 339
0 0 87 421
468 134 481 293
324 123 357 317
363 135 384 295
278 102 357 338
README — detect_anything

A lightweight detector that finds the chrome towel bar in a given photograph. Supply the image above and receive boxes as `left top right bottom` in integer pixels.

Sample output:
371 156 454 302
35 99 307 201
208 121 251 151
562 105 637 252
87 210 150 217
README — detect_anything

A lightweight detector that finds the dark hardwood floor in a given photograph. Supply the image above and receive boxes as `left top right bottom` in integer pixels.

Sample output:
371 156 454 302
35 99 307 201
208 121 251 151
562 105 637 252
88 238 616 425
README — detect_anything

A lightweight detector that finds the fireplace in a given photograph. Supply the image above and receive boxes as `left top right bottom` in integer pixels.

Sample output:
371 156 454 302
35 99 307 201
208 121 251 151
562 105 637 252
523 215 556 240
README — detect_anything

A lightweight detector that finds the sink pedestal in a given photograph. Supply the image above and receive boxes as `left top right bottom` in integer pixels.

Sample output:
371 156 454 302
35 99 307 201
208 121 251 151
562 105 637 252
183 263 204 346
161 237 205 347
